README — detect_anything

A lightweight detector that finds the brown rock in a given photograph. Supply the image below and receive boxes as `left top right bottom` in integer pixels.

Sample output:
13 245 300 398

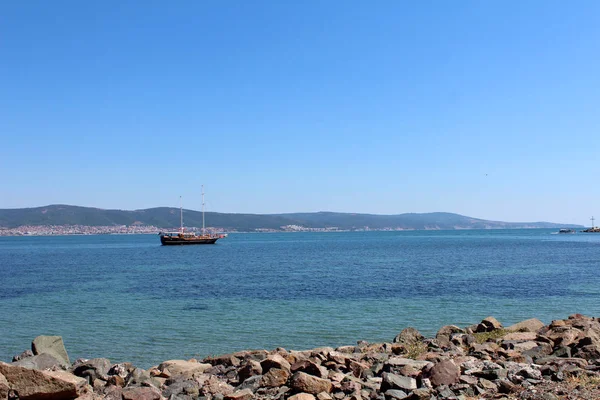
157 360 212 377
289 394 316 400
0 373 9 400
428 360 460 387
260 354 291 374
225 388 255 400
261 368 290 387
291 360 323 377
393 327 424 345
122 386 162 400
506 318 545 333
239 360 263 382
476 316 503 332
200 375 235 397
0 362 88 400
291 372 333 394
316 392 333 400
503 332 537 341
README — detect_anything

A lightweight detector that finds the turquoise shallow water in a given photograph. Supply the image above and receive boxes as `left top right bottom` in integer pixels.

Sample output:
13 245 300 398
1 230 599 367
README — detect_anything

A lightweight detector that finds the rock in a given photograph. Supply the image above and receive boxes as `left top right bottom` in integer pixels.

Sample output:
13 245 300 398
236 374 262 392
383 389 408 399
427 360 460 387
316 392 333 400
0 362 88 400
238 360 263 383
260 368 290 387
288 393 316 400
476 317 503 333
503 332 537 341
260 354 291 374
409 388 432 400
122 386 162 400
162 380 200 398
31 335 70 366
291 360 323 377
12 350 34 362
13 353 65 370
200 375 235 397
0 373 9 400
506 318 545 333
72 358 111 384
290 372 333 394
380 373 417 392
205 354 242 367
224 388 255 400
384 357 432 370
393 328 423 345
478 377 497 391
158 360 212 377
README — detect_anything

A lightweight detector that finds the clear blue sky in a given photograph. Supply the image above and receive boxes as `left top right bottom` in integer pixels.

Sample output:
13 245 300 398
1 1 599 225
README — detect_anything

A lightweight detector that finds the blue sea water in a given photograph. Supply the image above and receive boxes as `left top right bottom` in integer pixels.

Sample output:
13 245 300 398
1 230 599 368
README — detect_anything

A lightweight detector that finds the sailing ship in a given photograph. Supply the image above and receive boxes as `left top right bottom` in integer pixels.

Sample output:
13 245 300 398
159 186 226 245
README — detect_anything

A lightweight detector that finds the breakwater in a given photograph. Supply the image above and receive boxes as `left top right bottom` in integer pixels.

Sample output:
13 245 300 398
2 314 599 400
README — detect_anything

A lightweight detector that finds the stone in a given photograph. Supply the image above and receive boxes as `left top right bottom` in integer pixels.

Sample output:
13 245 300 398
289 393 316 400
238 360 263 383
122 386 162 400
384 357 432 370
291 360 323 377
0 373 9 400
317 392 333 400
410 388 432 400
260 368 290 387
31 335 70 366
224 388 255 400
236 374 262 392
503 332 537 341
162 380 200 398
428 360 460 387
72 358 111 384
12 353 65 370
393 328 423 345
0 362 88 400
380 373 417 392
383 389 408 399
476 317 503 333
478 378 497 391
506 318 545 333
158 360 212 377
200 375 235 397
12 350 34 362
290 372 333 394
260 354 291 374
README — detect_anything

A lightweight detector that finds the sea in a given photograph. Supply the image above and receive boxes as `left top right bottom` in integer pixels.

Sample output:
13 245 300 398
1 229 599 368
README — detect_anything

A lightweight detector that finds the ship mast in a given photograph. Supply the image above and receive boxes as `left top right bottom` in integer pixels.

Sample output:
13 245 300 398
592 216 596 229
180 196 183 233
202 185 205 235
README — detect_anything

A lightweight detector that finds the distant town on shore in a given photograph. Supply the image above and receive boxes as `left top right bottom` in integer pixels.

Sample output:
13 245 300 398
0 204 583 237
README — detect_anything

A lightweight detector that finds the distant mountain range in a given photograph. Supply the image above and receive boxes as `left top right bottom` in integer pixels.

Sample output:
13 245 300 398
0 205 581 231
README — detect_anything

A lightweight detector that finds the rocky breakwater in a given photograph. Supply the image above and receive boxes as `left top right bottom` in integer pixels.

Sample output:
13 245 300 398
1 314 600 400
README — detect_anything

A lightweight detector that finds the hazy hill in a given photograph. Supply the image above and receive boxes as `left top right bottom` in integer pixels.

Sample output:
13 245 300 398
0 205 580 231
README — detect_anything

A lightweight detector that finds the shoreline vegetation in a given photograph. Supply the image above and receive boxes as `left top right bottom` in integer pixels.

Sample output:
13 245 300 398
2 315 600 400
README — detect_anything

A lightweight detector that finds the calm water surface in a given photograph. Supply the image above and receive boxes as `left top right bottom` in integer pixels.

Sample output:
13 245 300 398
1 230 599 367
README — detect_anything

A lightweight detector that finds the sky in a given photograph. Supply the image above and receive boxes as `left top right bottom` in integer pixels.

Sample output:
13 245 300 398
1 1 599 225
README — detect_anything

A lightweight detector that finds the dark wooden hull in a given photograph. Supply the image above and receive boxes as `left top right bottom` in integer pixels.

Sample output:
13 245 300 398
160 236 219 245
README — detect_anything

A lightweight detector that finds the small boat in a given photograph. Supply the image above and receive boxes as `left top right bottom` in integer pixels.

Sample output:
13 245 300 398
558 228 576 234
159 186 225 245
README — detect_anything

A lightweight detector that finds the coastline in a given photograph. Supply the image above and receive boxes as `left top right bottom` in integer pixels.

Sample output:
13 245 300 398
2 314 599 400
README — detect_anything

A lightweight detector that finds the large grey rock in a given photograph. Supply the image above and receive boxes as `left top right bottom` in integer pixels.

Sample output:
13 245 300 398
428 360 460 387
72 358 111 383
13 353 65 370
0 361 88 400
31 335 70 366
380 372 417 392
290 372 332 394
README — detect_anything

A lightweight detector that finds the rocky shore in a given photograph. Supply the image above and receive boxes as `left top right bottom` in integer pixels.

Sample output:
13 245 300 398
1 314 599 400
